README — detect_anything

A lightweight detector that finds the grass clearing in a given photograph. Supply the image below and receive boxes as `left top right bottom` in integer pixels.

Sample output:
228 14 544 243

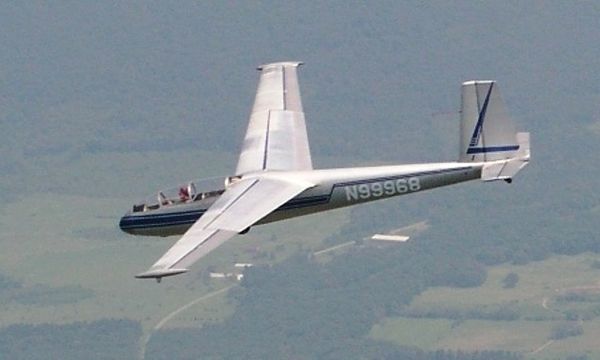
0 182 350 333
370 317 453 348
436 320 550 352
370 253 600 358
408 254 600 314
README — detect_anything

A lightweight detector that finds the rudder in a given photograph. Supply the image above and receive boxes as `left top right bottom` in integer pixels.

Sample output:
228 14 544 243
459 81 520 162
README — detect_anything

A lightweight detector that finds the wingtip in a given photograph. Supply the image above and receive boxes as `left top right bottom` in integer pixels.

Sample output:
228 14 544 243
135 268 189 280
462 80 496 86
257 61 303 71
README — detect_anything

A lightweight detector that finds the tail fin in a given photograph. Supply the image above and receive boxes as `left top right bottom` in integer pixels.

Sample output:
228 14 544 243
460 81 519 162
459 81 530 181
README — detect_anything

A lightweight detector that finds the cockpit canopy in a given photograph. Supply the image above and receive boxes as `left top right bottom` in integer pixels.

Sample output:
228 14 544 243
132 176 232 213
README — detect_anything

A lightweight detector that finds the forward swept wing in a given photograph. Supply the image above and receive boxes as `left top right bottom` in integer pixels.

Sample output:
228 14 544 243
136 176 313 280
137 61 315 280
235 62 313 175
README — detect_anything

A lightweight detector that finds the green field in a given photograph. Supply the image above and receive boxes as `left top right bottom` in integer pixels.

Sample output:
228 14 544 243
2 149 599 359
0 149 352 336
369 254 600 359
0 193 350 328
3 180 599 359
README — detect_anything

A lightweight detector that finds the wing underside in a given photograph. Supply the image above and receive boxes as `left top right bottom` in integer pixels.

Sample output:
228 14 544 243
235 62 313 175
136 177 313 279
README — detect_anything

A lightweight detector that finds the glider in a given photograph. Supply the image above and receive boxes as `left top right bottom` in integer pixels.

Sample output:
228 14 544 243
119 62 530 281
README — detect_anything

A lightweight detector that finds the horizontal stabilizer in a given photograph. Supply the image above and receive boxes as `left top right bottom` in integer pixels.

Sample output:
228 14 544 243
481 132 530 182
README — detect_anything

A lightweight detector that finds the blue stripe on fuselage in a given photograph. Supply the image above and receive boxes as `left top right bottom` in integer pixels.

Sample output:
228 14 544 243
120 167 474 231
119 196 331 230
119 210 205 230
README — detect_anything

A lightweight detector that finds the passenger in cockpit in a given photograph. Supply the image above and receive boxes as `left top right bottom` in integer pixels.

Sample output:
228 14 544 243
179 187 190 202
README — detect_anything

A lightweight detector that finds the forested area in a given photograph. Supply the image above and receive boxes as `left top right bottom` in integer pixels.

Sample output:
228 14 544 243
145 247 515 359
146 223 502 358
0 319 141 359
0 273 93 306
0 273 21 291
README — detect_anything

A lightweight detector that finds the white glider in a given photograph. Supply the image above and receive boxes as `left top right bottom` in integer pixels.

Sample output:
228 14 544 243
120 62 530 281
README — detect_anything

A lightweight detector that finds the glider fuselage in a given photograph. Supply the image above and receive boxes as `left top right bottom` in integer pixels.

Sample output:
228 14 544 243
119 162 481 237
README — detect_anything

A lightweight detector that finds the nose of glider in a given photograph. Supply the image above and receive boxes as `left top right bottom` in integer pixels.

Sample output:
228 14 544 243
119 213 135 235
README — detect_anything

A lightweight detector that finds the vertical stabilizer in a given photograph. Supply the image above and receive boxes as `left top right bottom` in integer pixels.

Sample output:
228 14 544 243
460 81 519 162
